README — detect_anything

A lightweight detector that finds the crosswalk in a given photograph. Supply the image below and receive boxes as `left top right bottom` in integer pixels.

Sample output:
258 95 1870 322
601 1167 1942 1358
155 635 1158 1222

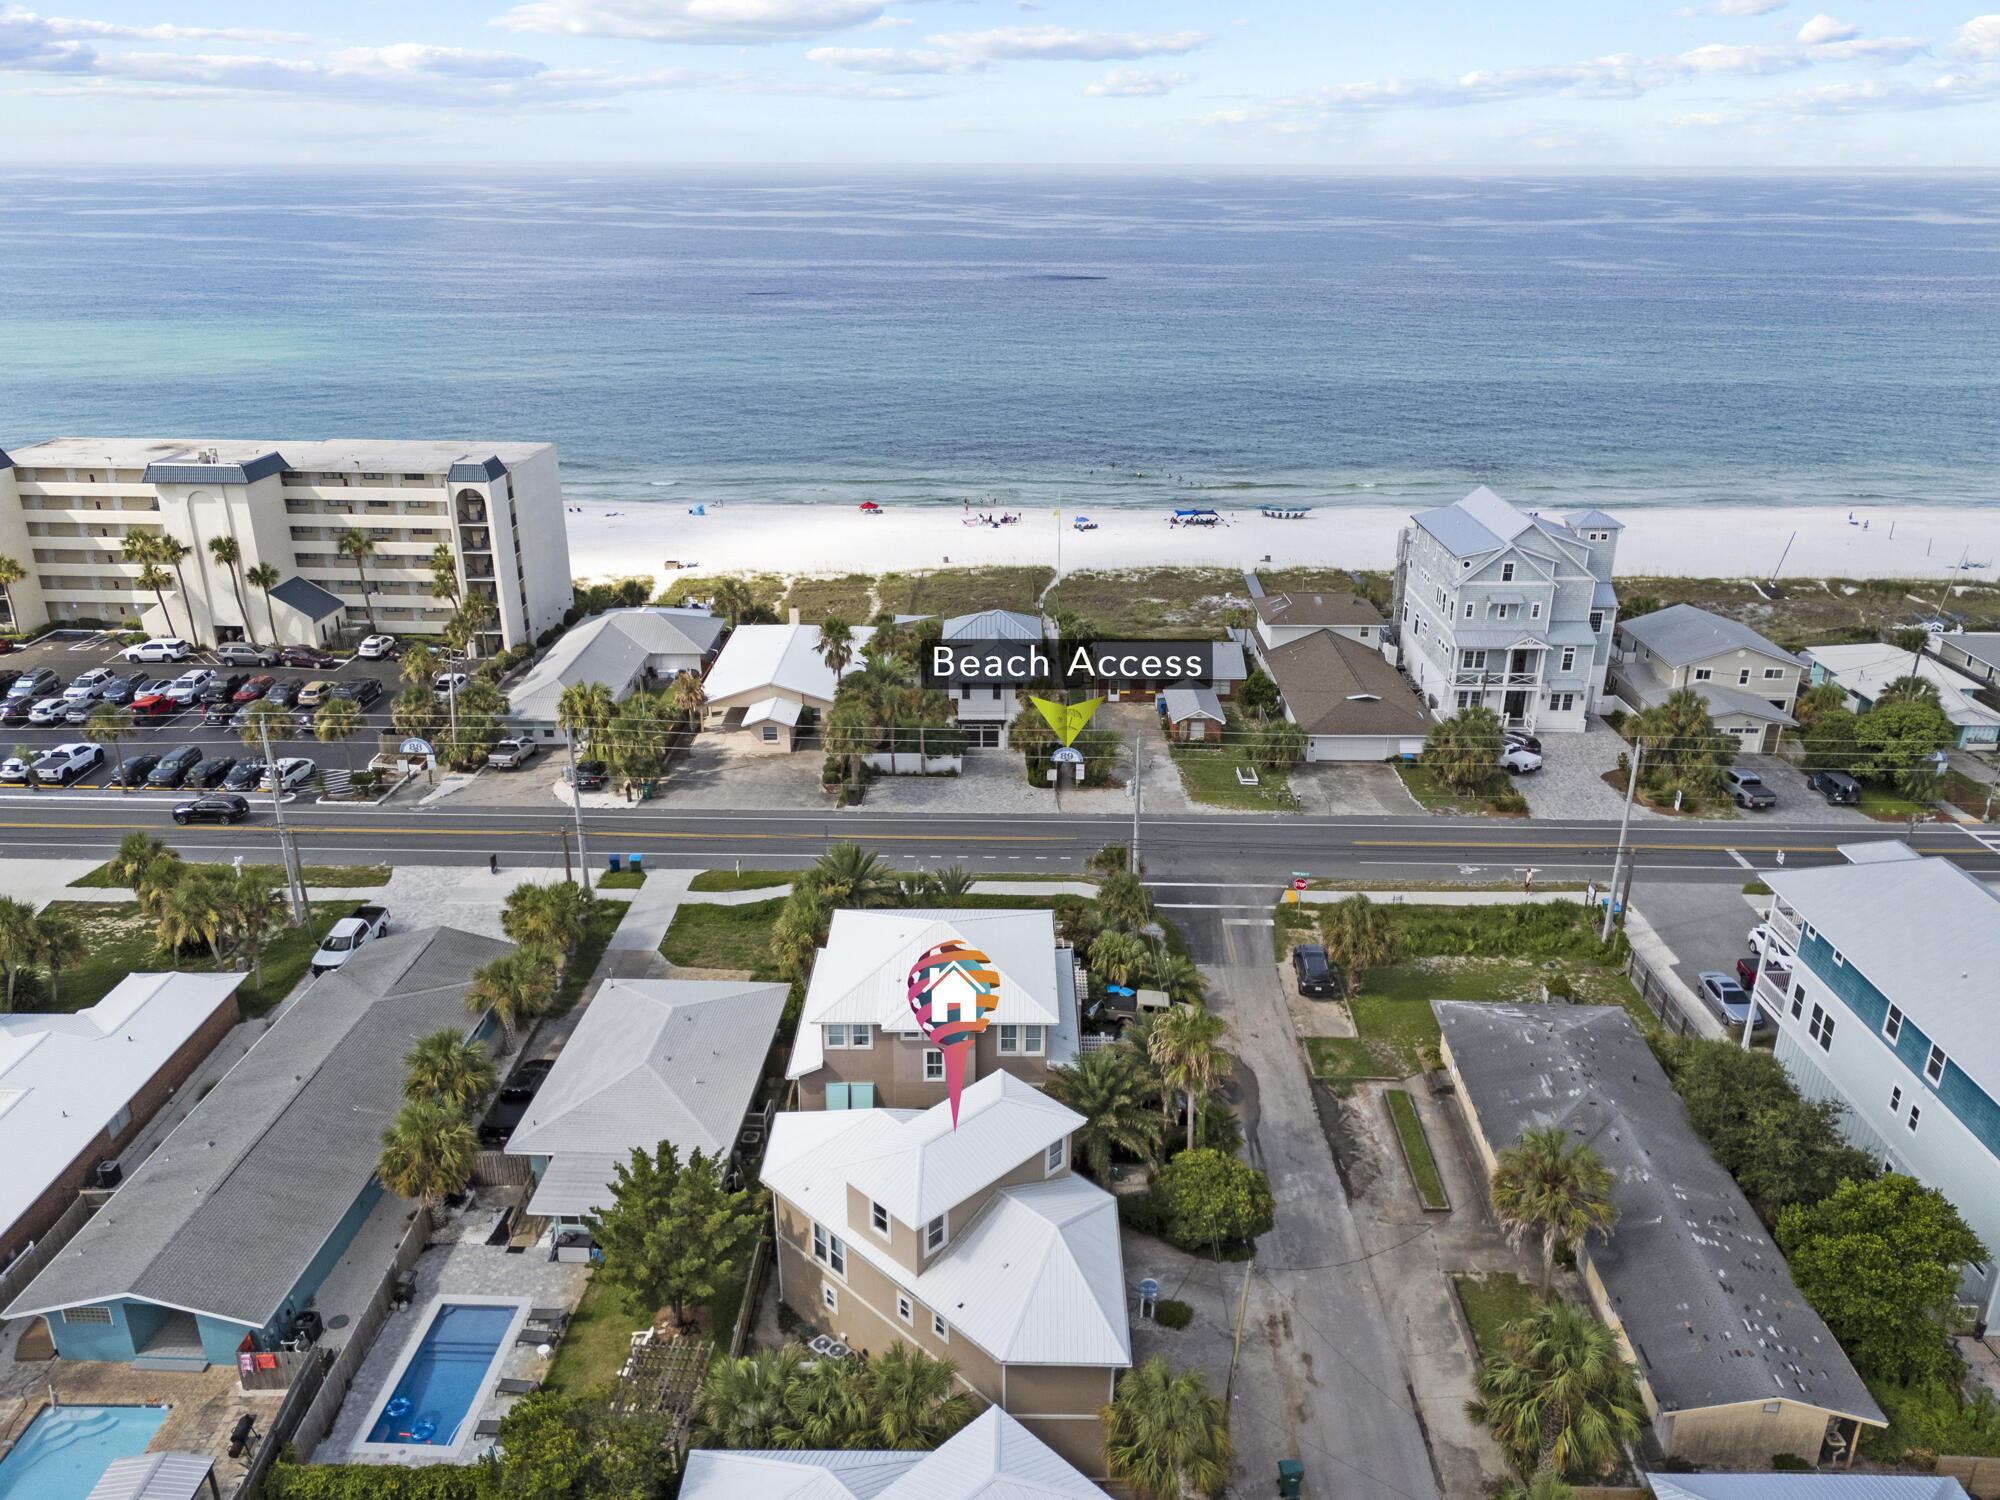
1963 825 2000 856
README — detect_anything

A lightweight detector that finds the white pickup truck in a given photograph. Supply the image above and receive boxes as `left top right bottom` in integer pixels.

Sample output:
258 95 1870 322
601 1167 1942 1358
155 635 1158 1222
311 904 391 976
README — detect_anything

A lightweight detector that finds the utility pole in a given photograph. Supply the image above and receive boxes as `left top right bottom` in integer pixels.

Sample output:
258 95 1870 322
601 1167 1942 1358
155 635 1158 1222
1130 737 1143 871
565 725 594 893
259 714 309 926
1601 740 1642 942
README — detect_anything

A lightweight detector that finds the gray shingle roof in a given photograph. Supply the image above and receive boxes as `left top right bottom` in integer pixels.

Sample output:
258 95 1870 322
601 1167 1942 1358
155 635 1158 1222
6 927 510 1330
267 575 346 622
1942 632 2000 673
143 451 287 485
1252 591 1383 628
1621 603 1791 667
1434 1003 1882 1428
1564 509 1625 530
942 610 1044 641
1617 672 1797 726
1264 631 1430 739
447 455 508 483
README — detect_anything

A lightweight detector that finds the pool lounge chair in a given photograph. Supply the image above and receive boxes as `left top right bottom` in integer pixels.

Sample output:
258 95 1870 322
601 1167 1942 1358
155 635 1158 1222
496 1378 541 1396
475 1419 502 1440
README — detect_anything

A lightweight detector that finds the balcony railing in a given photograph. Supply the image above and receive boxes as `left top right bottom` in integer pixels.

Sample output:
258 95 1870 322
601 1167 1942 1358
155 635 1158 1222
1765 908 1801 953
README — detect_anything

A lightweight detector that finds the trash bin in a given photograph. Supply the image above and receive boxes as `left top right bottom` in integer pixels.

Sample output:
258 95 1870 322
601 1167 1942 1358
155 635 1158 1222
607 854 623 872
629 854 642 871
1277 1459 1304 1497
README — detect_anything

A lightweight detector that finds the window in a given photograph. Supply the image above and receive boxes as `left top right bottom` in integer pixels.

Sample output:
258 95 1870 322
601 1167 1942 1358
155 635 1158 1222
1832 949 1844 967
1738 668 1751 685
897 1293 913 1323
1046 1137 1066 1174
761 725 779 743
1764 667 1785 679
1530 602 1542 619
924 1049 944 1081
1589 610 1604 632
999 1024 1019 1054
826 1023 845 1048
1494 604 1510 620
872 1201 890 1234
1808 1003 1835 1051
925 1215 947 1254
1560 647 1575 673
1461 649 1487 670
1884 1005 1903 1042
1928 1045 1947 1083
822 1285 839 1312
1693 668 1712 681
63 1306 112 1325
1889 1086 1903 1113
826 1024 871 1049
1554 692 1575 712
932 1312 949 1340
1456 691 1473 709
828 1235 845 1276
813 1222 828 1262
1762 1402 1783 1415
1790 985 1804 1018
1501 563 1515 582
1908 1105 1922 1133
1023 1025 1044 1054
1464 603 1474 619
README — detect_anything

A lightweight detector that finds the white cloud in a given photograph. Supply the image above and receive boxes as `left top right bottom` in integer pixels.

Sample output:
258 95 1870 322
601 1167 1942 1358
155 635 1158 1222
1949 14 2000 60
923 26 1206 61
1675 0 1787 15
805 43 969 72
1795 14 1855 45
34 12 311 43
1084 67 1192 97
492 0 892 45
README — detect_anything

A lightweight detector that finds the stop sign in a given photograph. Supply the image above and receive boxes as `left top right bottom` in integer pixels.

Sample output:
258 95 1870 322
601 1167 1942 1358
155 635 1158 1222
1293 877 1308 892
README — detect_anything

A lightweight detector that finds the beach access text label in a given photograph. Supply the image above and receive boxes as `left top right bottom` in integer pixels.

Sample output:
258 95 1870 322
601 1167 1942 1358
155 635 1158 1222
926 640 1221 687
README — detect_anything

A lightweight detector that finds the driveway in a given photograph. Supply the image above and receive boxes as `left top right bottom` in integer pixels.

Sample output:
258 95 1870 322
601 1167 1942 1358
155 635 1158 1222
1516 716 1667 823
1631 879 1766 1006
1292 761 1418 817
1732 753 1874 827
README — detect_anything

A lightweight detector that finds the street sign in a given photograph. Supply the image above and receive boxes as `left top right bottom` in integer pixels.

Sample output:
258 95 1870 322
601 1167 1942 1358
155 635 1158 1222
1051 746 1084 765
1292 877 1308 892
400 737 434 758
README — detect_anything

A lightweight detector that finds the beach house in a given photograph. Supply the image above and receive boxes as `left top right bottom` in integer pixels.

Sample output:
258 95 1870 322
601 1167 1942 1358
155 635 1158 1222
787 908 1080 1111
1934 632 2000 688
1609 604 1801 754
0 440 572 651
1392 487 1620 733
702 613 873 752
1261 628 1432 761
1435 1001 1884 1467
507 605 724 743
762 1072 1130 1476
5 928 508 1367
1250 589 1385 651
1799 642 2000 751
942 608 1044 748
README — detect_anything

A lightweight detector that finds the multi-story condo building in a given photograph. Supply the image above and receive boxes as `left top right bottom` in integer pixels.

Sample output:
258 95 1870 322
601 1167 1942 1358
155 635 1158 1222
763 1071 1129 1475
1610 604 1800 754
1752 843 2000 1325
0 439 572 650
1392 486 1621 733
787 908 1081 1111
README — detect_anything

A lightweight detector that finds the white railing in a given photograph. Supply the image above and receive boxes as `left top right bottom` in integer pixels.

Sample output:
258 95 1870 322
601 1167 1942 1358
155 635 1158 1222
1766 906 1801 952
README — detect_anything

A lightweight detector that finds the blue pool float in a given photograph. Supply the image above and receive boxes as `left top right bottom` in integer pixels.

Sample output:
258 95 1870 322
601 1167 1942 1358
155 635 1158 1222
410 1418 438 1443
384 1397 411 1420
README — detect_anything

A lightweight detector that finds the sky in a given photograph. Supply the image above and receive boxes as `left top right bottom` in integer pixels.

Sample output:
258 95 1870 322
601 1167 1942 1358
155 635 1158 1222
2 0 1998 164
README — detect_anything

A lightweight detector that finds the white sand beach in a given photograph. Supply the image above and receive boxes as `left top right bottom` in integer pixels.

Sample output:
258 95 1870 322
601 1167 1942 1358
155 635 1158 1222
565 500 2000 588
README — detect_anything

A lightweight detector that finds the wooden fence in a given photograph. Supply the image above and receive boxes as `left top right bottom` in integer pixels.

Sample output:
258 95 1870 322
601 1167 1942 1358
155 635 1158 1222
0 1191 102 1313
236 1345 316 1393
1940 1457 2000 1498
473 1151 535 1187
729 1238 771 1359
1624 946 1705 1038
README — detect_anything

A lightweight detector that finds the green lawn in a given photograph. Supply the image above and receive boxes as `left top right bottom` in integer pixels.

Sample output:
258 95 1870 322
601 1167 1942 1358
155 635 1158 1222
597 868 647 889
1394 762 1484 814
69 861 390 890
30 899 354 1017
1386 1089 1447 1209
1171 722 1295 811
543 1278 642 1397
1273 899 1316 962
1856 784 1934 819
553 898 631 1015
1452 1272 1539 1363
688 869 796 892
660 897 787 977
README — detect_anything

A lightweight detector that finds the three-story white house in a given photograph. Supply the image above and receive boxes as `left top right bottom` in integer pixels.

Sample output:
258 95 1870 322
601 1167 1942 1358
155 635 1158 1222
1751 843 2000 1326
1392 486 1621 733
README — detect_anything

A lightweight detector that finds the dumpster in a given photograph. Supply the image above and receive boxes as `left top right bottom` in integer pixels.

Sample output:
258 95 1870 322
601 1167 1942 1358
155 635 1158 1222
1277 1459 1304 1497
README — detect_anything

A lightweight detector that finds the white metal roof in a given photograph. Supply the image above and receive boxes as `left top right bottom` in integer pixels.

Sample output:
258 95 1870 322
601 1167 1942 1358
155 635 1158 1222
681 1408 1109 1500
6 437 551 474
942 610 1044 642
525 1152 626 1219
744 696 804 728
0 972 241 1243
1803 642 2000 732
85 1453 218 1500
508 608 723 724
704 623 872 707
1646 1476 1966 1500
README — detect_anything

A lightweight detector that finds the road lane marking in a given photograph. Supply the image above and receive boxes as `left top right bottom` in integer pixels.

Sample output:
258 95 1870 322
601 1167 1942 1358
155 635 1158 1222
1726 848 1752 869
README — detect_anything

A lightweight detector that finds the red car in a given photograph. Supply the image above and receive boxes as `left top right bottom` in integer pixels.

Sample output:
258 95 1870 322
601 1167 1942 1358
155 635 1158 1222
130 692 178 720
233 674 276 705
1735 956 1759 990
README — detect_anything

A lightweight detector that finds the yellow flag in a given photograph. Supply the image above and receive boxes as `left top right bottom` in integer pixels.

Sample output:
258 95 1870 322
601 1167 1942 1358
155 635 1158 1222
1028 696 1104 746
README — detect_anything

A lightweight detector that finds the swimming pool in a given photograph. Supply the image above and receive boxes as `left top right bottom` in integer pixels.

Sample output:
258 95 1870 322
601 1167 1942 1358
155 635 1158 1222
0 1404 168 1500
364 1303 517 1448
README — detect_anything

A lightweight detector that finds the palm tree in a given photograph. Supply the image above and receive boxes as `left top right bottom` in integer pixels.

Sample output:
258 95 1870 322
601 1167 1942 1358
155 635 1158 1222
501 882 587 957
1878 674 1941 708
667 668 707 727
400 642 439 689
446 591 496 662
1151 952 1207 1005
557 680 616 757
867 1343 973 1450
695 1346 803 1449
377 1097 477 1216
135 561 177 642
34 910 88 1010
207 535 253 642
817 615 855 677
774 1356 873 1450
1100 1357 1234 1500
1045 1048 1166 1180
1420 705 1505 794
933 864 975 901
314 696 364 770
221 871 281 989
1491 1126 1619 1295
1466 1297 1645 1480
809 842 899 908
132 852 187 923
709 577 753 630
1503 1473 1580 1500
402 1030 497 1114
769 885 832 979
153 534 200 643
1793 680 1847 726
391 684 442 738
428 541 461 606
466 948 557 1055
1089 928 1147 988
1096 871 1153 933
336 528 379 633
1150 1002 1230 1154
246 561 283 643
156 871 227 962
1633 686 1725 802
0 896 37 1010
1321 893 1400 1002
84 703 135 783
236 700 293 758
0 554 24 631
106 830 175 889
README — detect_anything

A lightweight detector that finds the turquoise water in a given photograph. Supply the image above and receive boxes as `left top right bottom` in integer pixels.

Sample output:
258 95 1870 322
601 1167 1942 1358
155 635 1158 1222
0 172 1994 514
365 1303 515 1447
0 1404 168 1500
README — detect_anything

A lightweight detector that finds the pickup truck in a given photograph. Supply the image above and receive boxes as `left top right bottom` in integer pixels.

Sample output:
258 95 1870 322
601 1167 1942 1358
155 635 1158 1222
311 904 391 976
1724 769 1776 810
487 737 537 769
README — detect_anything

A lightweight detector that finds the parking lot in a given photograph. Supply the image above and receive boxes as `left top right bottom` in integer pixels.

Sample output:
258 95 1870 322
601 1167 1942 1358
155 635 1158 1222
0 630 409 793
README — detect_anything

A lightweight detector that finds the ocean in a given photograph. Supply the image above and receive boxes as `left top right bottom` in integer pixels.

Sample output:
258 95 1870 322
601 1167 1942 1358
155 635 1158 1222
2 170 1995 513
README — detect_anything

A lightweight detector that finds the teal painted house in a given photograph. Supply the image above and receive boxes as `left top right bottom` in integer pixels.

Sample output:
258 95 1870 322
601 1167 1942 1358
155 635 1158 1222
5 926 509 1367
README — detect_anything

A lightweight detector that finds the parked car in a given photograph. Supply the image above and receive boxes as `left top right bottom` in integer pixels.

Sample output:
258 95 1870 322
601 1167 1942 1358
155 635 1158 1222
199 673 248 707
5 668 58 703
332 677 382 706
296 679 335 707
0 698 31 726
487 737 537 769
63 667 118 702
163 669 216 705
357 634 397 659
264 678 303 708
129 690 179 720
1291 942 1339 999
1503 730 1543 755
1807 769 1862 805
146 745 205 789
479 1058 555 1145
1746 922 1792 962
280 645 338 669
28 696 71 725
1725 768 1777 810
0 756 33 786
1500 743 1543 774
120 637 191 663
110 753 163 788
564 759 608 791
96 675 143 707
261 756 317 792
215 642 280 668
0 670 20 698
222 758 266 792
1735 955 1760 989
233 674 276 705
33 742 104 785
1698 970 1766 1033
433 672 470 696
311 903 391 975
61 697 105 726
188 755 238 789
174 792 252 826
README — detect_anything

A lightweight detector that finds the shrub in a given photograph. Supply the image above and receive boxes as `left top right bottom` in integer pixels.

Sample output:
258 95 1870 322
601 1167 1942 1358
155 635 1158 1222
1771 1453 1810 1471
1488 789 1529 814
1743 880 1771 895
1153 1148 1274 1253
265 1460 489 1499
1154 1298 1194 1330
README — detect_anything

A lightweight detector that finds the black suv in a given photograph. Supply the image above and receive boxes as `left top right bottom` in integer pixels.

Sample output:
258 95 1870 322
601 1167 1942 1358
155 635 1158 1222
199 673 248 706
332 677 383 706
146 745 205 788
109 753 162 788
1292 942 1339 999
174 793 251 826
1807 769 1862 805
222 759 266 792
189 755 238 789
